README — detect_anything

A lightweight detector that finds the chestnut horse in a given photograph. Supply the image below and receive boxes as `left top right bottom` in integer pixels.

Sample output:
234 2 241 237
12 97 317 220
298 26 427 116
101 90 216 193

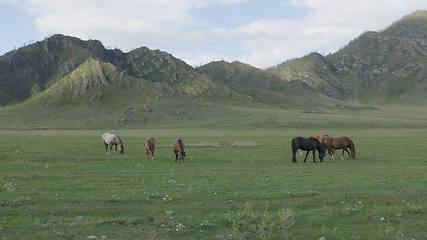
291 137 325 163
102 133 124 154
312 135 329 144
144 137 156 159
312 135 337 158
322 136 356 160
172 138 186 163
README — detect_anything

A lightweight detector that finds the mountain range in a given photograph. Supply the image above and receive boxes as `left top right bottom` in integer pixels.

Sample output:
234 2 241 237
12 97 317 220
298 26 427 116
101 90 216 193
1 11 427 128
267 10 427 104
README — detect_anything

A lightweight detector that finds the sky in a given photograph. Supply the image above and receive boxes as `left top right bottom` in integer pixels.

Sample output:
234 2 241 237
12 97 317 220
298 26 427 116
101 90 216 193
1 0 427 68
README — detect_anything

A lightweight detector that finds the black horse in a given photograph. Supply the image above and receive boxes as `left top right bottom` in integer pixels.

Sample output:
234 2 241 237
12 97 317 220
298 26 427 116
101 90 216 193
291 137 326 163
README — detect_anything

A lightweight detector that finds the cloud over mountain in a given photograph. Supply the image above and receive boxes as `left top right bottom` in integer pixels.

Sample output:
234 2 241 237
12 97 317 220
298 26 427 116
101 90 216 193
5 0 427 68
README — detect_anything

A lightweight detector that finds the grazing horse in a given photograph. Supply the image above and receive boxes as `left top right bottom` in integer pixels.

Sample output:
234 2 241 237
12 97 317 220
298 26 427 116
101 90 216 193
144 137 156 159
172 138 186 163
102 133 124 154
322 136 356 160
291 137 325 163
312 134 338 159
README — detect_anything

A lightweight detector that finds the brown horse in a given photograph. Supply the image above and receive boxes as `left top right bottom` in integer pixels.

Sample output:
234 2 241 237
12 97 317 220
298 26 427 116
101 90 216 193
144 137 156 160
312 135 329 143
312 135 337 158
322 136 356 160
172 138 186 163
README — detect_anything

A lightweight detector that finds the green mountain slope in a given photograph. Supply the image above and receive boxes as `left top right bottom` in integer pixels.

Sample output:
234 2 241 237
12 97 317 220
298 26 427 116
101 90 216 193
267 53 343 98
268 10 427 104
0 34 225 105
0 37 254 128
196 60 339 108
328 30 427 103
124 47 193 82
28 58 122 105
0 34 110 105
121 47 234 97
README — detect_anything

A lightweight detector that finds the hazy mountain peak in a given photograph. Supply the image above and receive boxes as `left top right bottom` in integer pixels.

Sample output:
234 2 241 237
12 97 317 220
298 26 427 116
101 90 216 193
401 10 427 20
382 10 427 39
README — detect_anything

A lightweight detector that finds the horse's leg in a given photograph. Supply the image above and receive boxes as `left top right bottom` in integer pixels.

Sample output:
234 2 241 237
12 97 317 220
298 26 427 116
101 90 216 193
341 148 347 160
109 144 113 151
115 144 118 150
329 148 335 160
303 151 310 162
174 151 179 162
343 148 350 159
312 150 316 163
104 142 108 152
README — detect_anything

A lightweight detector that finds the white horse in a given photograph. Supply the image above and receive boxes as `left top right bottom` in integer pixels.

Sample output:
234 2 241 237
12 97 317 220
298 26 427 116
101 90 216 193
102 133 124 154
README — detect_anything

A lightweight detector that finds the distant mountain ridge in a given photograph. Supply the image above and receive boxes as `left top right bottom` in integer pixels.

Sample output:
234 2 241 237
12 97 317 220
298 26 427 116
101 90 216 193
267 10 427 104
1 32 337 127
0 33 330 108
1 10 427 127
0 34 216 105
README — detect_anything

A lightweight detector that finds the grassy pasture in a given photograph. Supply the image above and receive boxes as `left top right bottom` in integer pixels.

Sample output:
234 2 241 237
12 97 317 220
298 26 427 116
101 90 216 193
0 128 426 240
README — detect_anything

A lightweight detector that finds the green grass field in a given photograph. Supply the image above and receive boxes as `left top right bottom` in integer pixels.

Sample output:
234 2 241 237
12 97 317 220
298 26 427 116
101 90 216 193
1 128 426 240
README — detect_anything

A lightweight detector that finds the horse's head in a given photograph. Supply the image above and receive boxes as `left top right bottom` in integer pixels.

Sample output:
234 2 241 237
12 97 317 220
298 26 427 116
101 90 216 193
119 144 125 154
179 151 186 162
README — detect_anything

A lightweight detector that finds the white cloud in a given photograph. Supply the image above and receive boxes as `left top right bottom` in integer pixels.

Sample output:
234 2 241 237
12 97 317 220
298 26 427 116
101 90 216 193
232 0 427 67
17 0 252 51
11 0 427 68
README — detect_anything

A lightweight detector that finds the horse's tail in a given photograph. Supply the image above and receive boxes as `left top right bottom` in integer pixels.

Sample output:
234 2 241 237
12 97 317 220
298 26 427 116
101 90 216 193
348 139 356 159
291 138 298 162
291 138 297 153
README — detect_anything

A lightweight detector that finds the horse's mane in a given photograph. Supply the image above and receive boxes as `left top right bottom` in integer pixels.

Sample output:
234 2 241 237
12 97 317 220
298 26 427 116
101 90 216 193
115 135 123 146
